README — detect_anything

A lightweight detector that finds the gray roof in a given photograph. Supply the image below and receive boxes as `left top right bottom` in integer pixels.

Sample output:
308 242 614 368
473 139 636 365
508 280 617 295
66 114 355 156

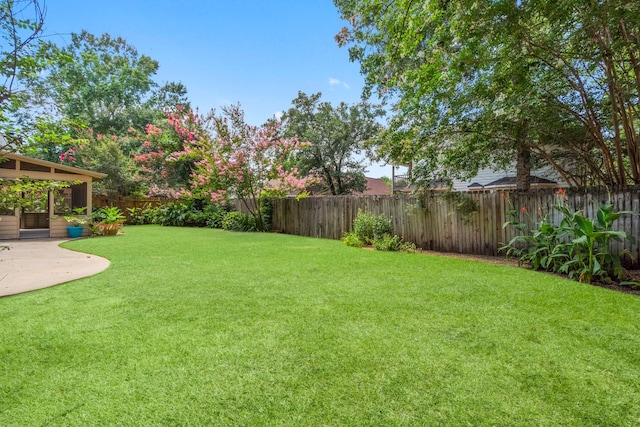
484 175 556 187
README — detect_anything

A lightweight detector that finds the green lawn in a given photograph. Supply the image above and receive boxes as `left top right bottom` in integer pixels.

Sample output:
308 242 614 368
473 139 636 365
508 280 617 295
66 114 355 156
1 226 640 426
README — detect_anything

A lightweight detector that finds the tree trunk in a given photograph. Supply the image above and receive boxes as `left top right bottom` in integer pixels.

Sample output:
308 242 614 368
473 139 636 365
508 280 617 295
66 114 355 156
515 124 531 191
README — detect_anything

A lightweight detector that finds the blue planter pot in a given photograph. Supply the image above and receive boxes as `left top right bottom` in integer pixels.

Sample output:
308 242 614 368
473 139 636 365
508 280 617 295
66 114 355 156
66 225 84 238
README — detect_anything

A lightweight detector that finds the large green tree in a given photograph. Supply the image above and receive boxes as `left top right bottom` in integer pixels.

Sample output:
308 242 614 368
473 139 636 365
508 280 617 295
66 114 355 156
280 91 384 195
335 0 640 189
38 30 160 136
25 30 192 195
0 0 46 148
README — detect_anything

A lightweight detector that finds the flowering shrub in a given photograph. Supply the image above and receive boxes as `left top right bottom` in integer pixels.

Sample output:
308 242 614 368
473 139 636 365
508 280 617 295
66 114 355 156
501 189 635 284
58 129 141 195
167 105 315 231
130 120 188 193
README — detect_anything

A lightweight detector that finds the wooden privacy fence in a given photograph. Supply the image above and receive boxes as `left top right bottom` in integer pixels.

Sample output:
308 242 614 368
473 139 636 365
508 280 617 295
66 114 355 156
92 195 173 219
268 188 640 266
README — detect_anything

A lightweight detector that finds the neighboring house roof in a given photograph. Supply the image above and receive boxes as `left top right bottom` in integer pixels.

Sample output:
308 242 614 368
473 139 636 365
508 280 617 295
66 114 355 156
354 177 391 196
485 175 556 187
470 175 558 191
0 151 107 179
450 165 567 192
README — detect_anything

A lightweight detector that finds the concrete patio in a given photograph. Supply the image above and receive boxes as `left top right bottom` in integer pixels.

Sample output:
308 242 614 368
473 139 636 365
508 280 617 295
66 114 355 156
0 239 110 297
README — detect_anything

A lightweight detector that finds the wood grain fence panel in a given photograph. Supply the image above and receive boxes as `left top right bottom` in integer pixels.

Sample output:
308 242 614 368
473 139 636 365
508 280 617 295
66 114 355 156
263 188 640 267
633 191 640 262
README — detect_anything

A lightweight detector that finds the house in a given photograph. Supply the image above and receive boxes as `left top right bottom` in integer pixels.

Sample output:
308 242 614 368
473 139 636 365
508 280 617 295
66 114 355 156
392 163 567 193
353 177 391 196
0 151 107 239
449 165 567 192
306 177 391 196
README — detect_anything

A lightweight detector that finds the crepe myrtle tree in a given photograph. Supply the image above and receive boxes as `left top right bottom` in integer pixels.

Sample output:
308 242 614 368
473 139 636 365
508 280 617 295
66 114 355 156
167 105 314 231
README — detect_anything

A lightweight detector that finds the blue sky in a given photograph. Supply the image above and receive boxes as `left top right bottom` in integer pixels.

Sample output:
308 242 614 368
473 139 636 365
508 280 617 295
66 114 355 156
42 0 391 177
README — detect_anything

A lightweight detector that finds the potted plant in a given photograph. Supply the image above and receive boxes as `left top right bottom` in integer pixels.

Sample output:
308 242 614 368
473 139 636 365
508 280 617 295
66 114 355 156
93 206 125 236
63 207 89 238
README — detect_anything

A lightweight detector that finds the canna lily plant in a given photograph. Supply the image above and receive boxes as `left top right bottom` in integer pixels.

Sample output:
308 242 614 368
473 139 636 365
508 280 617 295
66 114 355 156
501 191 635 284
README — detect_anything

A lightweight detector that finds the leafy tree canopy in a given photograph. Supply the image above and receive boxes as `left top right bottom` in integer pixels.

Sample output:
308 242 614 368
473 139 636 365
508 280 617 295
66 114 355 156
280 91 384 195
38 30 162 135
335 0 640 189
0 0 46 148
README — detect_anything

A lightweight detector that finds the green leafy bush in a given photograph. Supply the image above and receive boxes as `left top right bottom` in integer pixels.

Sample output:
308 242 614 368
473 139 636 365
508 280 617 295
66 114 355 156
206 209 227 229
155 203 190 227
373 233 417 252
185 210 209 227
501 194 635 284
257 197 273 232
500 214 561 272
352 209 393 245
126 205 157 225
221 211 256 231
344 210 416 252
373 233 402 251
127 199 230 228
199 203 228 229
92 206 125 224
342 231 364 248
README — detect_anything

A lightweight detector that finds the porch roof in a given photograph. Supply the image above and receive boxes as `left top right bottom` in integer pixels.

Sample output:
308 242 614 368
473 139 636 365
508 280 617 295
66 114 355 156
0 151 107 179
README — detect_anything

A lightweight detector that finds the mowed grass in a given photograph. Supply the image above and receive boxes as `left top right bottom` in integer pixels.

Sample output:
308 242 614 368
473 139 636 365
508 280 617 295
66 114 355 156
1 226 640 426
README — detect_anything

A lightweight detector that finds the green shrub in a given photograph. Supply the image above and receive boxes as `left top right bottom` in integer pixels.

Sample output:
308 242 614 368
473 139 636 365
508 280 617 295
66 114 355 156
373 233 401 251
185 210 209 227
221 211 256 231
201 203 229 229
126 205 157 225
501 196 635 284
206 209 227 229
342 231 364 248
155 203 190 227
257 197 273 232
92 206 125 224
133 199 230 228
373 233 417 252
352 209 393 245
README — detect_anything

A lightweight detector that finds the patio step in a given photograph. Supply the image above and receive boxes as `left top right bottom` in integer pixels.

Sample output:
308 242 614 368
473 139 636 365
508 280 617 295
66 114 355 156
19 229 50 239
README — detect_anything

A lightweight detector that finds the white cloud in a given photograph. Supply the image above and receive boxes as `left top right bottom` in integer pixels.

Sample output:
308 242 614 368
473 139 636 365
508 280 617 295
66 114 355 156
274 111 283 120
329 78 350 89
